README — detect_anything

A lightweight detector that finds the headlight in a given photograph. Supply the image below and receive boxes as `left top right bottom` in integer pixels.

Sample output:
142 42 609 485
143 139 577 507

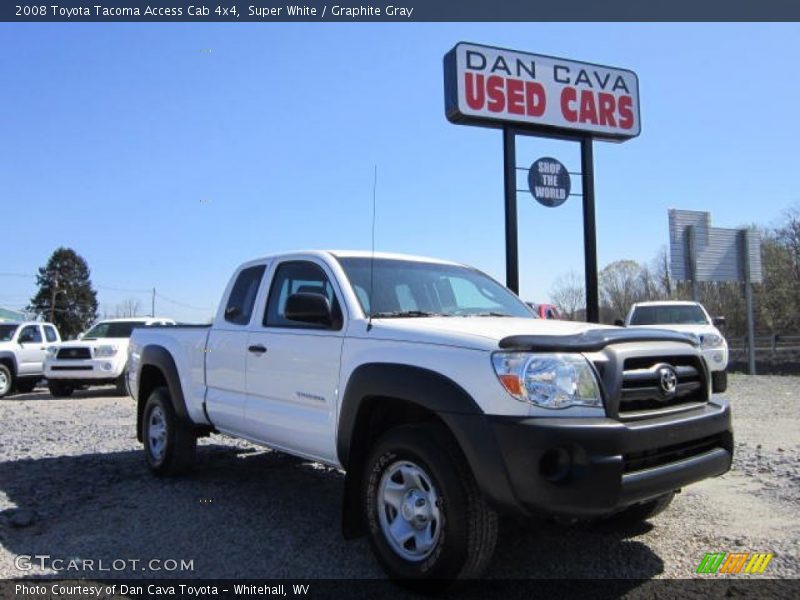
492 352 602 409
700 334 724 348
94 345 118 358
46 346 58 356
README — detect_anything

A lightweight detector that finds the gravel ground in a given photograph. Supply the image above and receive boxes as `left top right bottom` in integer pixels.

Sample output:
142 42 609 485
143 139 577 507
0 375 798 584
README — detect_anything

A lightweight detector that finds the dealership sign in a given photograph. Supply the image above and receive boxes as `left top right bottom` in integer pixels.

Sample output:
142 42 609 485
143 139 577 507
444 42 641 141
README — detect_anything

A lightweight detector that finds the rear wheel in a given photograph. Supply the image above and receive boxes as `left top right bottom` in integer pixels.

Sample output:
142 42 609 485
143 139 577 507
712 370 727 394
15 379 37 394
364 424 498 586
142 387 196 476
48 381 74 397
0 365 13 398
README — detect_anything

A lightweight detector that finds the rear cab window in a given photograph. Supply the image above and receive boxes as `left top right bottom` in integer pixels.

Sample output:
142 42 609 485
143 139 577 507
224 264 267 325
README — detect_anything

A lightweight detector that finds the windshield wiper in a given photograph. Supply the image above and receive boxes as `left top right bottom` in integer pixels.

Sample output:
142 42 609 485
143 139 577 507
370 310 448 319
468 312 514 317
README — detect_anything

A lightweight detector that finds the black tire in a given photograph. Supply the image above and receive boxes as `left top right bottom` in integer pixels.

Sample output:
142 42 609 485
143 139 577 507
364 423 498 586
15 379 37 394
607 492 675 525
712 370 728 394
142 386 196 476
48 381 74 398
115 373 129 396
0 364 13 398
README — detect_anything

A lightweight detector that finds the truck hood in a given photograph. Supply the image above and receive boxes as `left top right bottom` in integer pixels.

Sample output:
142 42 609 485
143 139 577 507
367 317 698 352
58 338 131 349
367 317 613 350
627 323 723 340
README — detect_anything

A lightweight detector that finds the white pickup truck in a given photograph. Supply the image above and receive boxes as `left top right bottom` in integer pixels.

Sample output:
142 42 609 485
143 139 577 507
45 317 175 397
127 251 733 583
624 301 729 393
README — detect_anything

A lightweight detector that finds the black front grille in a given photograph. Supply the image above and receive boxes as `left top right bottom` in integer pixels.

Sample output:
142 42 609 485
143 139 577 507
623 434 725 473
51 366 93 371
57 347 91 360
619 355 707 415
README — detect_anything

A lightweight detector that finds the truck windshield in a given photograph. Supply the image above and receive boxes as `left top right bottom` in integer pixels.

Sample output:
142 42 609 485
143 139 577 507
0 324 19 342
83 321 147 339
337 257 533 318
630 305 709 326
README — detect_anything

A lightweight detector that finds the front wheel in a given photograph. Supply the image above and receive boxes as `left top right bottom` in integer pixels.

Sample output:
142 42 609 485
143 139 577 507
712 370 727 394
364 424 498 586
606 492 675 525
115 373 129 396
48 381 74 397
142 387 196 476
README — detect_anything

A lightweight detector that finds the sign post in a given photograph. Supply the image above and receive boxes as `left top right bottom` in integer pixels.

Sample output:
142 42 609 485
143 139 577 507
444 42 640 322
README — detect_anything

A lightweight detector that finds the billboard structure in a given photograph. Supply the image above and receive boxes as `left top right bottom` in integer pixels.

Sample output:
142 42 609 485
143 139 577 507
668 209 762 374
444 42 641 323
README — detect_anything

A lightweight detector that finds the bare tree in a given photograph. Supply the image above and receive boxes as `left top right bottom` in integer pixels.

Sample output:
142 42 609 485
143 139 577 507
115 298 141 318
652 246 673 298
600 260 644 321
549 270 584 320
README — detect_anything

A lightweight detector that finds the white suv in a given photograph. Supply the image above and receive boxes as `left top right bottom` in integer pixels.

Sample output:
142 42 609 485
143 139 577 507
0 321 61 397
624 301 728 393
44 317 175 397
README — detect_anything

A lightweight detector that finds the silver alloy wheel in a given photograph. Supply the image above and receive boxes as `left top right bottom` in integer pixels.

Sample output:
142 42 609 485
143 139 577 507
377 460 442 561
147 405 168 461
0 371 9 395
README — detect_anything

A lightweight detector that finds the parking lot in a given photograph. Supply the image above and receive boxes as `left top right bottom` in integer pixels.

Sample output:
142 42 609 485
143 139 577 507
0 374 798 583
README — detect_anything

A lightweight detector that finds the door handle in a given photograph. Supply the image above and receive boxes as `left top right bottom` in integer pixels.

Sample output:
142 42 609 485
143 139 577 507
248 344 267 354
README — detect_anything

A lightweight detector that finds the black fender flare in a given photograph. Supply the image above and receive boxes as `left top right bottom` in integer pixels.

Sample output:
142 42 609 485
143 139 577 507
337 363 482 468
337 363 519 537
136 345 191 441
0 351 18 377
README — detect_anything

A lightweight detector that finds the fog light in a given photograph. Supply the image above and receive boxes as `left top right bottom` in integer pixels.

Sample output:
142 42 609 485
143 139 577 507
540 447 571 483
102 362 113 371
713 352 723 363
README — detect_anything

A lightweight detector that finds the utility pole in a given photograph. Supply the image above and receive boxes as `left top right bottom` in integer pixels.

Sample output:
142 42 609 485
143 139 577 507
151 288 156 318
49 273 58 323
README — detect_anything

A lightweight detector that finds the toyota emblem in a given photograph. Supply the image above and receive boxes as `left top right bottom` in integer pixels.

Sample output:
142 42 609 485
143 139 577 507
658 366 678 396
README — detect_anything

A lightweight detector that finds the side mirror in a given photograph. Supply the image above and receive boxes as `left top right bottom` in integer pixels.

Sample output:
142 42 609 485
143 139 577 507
614 319 625 327
713 316 726 328
285 293 332 326
224 306 241 320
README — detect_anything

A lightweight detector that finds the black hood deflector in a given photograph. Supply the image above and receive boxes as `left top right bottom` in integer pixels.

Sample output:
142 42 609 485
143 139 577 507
498 327 697 353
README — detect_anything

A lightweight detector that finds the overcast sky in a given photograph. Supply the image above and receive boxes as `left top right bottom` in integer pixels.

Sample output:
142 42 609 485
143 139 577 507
1 23 798 321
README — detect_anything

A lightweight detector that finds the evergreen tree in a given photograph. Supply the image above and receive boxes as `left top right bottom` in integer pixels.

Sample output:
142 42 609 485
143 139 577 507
28 248 98 339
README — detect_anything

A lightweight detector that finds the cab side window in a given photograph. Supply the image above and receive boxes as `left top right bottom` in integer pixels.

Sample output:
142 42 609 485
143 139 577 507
19 325 43 343
224 265 266 325
44 326 58 342
264 261 342 330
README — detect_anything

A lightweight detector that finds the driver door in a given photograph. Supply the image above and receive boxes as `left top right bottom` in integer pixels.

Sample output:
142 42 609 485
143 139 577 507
17 325 46 375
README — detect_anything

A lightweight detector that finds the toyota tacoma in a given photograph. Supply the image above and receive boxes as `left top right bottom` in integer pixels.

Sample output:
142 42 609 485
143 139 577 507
127 251 733 583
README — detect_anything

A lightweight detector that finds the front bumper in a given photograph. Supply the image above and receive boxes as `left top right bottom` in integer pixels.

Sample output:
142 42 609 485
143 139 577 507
44 357 126 381
444 399 732 518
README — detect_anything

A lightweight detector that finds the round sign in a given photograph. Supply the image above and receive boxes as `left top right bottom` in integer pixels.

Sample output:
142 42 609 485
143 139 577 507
528 157 571 208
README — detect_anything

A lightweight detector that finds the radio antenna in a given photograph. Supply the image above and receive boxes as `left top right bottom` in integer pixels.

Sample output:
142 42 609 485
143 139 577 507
367 165 377 332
